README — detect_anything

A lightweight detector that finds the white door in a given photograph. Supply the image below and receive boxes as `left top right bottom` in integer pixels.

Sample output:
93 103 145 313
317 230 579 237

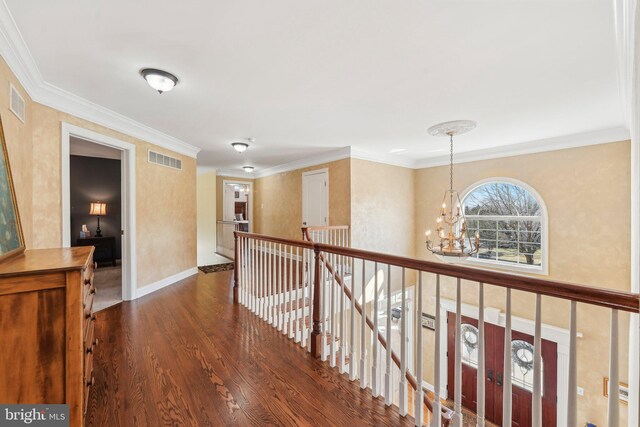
302 170 328 227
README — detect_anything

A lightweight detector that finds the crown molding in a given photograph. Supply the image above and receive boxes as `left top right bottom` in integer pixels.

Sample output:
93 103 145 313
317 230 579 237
251 146 351 178
0 1 200 158
216 168 255 179
350 147 416 169
414 126 631 169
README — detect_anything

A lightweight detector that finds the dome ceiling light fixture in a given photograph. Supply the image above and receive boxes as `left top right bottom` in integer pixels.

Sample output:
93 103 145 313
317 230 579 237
231 142 249 153
140 68 178 94
425 120 480 261
243 166 254 173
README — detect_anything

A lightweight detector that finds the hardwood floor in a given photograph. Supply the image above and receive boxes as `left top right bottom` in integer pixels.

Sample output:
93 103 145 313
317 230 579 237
86 270 416 426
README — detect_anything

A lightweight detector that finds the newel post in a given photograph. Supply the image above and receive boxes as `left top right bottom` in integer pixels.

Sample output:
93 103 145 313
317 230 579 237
310 246 323 358
233 231 239 304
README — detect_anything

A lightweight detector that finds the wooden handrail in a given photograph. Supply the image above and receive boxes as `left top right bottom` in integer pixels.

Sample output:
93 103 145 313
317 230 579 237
238 230 639 313
312 243 639 313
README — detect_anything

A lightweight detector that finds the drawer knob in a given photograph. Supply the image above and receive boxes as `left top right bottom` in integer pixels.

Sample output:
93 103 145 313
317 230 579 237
84 278 91 285
90 287 96 295
86 346 93 354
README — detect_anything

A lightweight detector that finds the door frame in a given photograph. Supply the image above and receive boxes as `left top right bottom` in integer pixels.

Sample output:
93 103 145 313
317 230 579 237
61 122 137 301
436 298 576 426
302 168 329 227
222 179 253 231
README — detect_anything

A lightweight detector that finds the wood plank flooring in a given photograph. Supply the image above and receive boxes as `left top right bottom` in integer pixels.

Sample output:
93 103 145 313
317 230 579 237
86 270 416 426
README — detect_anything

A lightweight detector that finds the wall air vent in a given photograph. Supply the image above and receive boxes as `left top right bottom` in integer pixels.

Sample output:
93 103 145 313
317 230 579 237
148 150 182 170
9 83 25 123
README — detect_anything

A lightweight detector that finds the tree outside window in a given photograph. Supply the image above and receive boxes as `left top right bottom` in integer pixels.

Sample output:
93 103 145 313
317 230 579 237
463 182 543 267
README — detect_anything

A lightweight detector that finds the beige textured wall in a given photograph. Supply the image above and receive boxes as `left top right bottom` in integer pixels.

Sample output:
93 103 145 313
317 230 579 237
415 141 631 426
351 158 415 257
0 56 197 288
253 159 351 240
197 171 217 266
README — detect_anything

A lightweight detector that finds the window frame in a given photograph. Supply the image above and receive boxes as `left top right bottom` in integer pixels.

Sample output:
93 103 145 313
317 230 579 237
460 177 549 275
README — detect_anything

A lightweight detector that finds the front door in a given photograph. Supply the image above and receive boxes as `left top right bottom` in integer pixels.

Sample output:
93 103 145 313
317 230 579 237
447 312 557 426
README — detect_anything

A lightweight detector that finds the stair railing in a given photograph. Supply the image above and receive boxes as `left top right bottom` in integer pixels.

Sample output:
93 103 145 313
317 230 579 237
234 230 640 427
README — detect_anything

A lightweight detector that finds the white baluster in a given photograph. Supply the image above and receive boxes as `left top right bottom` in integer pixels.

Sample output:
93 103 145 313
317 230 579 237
372 261 380 397
477 283 485 427
330 250 336 367
295 247 300 343
270 242 275 326
567 301 577 426
532 294 542 427
360 259 367 389
252 239 256 314
268 242 272 322
349 257 356 381
275 244 287 332
241 237 246 306
259 241 263 318
322 233 328 360
301 246 307 347
340 253 346 373
307 247 314 353
431 274 442 427
416 272 425 427
503 288 513 427
249 239 253 312
385 265 392 406
609 309 620 427
454 278 462 423
289 245 294 339
399 267 407 416
280 244 285 332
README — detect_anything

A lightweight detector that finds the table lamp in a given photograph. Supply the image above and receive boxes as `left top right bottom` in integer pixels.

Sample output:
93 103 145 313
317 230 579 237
89 201 106 237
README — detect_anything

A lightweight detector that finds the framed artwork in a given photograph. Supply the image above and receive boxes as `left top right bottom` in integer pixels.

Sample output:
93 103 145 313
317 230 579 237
603 377 629 404
0 114 25 262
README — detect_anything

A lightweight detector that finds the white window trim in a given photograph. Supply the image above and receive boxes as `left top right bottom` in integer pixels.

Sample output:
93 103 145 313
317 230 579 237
459 177 549 276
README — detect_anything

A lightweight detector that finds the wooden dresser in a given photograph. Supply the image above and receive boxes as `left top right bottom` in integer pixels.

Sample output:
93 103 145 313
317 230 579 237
0 247 96 427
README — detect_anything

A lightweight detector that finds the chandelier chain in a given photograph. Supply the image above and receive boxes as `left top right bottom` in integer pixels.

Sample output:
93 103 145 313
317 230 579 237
449 134 454 192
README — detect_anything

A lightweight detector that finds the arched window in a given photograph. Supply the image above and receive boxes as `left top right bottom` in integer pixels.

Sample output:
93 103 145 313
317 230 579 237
462 179 547 273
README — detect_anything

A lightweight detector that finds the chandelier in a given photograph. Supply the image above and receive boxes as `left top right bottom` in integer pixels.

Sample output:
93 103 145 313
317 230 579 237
425 120 480 260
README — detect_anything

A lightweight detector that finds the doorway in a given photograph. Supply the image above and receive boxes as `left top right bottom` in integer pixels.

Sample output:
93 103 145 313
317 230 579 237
69 139 122 310
302 169 328 227
62 123 136 302
219 180 252 260
447 312 557 426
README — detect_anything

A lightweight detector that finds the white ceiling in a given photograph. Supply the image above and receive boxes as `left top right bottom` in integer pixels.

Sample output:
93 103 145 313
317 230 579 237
5 0 625 173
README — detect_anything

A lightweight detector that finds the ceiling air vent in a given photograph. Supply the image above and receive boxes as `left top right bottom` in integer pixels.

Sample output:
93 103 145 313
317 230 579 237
148 150 182 170
9 83 25 123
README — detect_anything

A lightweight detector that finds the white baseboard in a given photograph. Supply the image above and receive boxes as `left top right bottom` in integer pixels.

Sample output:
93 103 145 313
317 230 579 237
135 267 198 299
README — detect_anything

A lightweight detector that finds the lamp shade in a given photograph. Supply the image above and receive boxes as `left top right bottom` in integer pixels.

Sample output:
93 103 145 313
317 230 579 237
89 202 107 216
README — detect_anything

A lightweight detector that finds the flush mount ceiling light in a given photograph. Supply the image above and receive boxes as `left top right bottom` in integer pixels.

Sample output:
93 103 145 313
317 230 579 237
243 166 254 173
232 142 249 153
140 68 178 94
